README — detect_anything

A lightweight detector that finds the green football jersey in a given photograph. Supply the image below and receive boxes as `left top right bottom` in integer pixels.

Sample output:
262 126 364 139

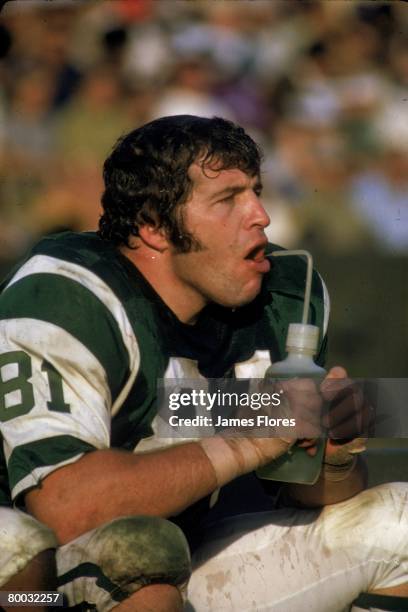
0 232 328 505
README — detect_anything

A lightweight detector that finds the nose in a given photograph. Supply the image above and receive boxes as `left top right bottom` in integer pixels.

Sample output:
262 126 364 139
246 194 270 230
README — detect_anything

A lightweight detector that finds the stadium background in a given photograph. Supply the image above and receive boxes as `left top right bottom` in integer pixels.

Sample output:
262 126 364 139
0 0 407 380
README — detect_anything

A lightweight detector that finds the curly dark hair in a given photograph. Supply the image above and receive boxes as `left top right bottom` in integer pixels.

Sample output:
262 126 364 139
98 115 263 252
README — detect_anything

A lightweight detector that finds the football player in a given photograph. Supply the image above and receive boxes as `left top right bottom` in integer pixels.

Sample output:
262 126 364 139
0 116 406 611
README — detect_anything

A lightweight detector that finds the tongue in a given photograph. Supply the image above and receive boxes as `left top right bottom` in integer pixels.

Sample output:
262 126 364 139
247 248 264 262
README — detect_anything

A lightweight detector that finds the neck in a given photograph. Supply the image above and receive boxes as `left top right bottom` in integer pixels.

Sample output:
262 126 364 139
120 245 206 324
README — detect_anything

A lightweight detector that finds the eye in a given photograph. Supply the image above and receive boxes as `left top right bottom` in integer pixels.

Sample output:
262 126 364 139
219 194 235 204
253 186 263 197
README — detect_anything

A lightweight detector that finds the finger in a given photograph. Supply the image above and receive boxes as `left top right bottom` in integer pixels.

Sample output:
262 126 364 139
321 377 353 401
297 438 319 457
296 421 322 439
321 385 364 428
328 402 374 438
297 438 318 448
322 380 369 437
328 421 361 440
326 366 348 379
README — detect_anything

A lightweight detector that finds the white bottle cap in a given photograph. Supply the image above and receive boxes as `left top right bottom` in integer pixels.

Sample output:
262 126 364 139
286 323 320 353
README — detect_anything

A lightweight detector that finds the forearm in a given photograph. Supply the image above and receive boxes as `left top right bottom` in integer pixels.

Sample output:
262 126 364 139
26 443 216 544
26 437 291 544
285 454 368 508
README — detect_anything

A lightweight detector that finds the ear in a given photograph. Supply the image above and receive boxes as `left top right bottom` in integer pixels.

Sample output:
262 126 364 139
138 223 169 252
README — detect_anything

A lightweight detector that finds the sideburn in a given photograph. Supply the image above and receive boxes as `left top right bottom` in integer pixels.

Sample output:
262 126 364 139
166 205 204 254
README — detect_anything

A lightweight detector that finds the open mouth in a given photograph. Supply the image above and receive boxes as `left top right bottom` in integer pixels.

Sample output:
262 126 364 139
245 244 266 262
243 241 270 274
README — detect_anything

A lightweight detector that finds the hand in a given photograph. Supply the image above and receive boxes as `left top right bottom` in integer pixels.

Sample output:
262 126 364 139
260 376 325 458
291 367 373 460
269 377 324 440
320 366 374 441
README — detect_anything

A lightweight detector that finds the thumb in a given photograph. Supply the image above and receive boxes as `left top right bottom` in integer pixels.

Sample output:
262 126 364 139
326 366 347 379
321 365 349 399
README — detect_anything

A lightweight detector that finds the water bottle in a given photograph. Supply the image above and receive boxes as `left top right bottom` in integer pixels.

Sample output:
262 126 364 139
256 323 326 484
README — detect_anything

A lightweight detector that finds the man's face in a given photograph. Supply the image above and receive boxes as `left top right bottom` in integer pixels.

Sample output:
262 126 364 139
169 163 271 310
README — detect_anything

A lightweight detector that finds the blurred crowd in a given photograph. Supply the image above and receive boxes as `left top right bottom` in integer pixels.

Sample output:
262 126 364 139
0 0 407 375
0 0 407 269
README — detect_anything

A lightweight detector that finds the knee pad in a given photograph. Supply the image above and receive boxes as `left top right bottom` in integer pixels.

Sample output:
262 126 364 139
0 507 57 586
86 515 191 594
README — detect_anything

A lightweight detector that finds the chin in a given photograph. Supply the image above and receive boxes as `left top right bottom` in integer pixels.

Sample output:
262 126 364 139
234 292 259 308
240 278 263 304
218 282 262 309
